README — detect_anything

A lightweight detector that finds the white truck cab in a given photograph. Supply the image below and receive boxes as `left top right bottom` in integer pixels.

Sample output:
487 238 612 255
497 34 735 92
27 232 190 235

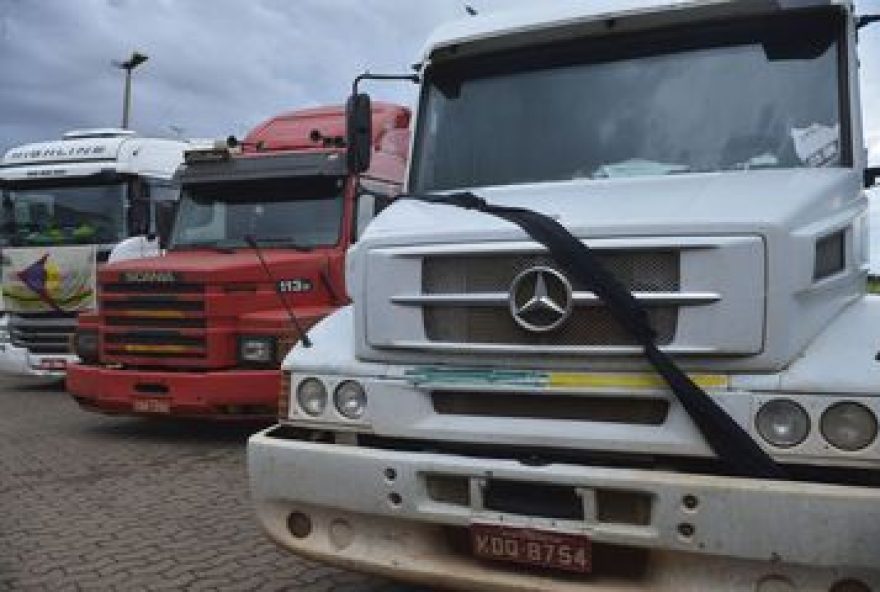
250 1 880 590
0 129 187 377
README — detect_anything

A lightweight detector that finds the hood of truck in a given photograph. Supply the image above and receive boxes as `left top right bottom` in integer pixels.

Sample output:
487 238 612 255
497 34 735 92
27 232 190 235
99 248 339 285
366 168 861 246
353 167 868 374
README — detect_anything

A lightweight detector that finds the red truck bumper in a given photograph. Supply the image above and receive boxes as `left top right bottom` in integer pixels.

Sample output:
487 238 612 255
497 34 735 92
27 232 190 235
66 363 279 420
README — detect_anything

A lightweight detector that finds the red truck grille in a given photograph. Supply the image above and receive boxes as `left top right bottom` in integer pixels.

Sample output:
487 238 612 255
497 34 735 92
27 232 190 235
99 282 208 362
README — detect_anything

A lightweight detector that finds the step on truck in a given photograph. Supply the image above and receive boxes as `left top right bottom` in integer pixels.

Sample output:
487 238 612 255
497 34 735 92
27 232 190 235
0 129 188 377
249 1 880 590
66 104 410 419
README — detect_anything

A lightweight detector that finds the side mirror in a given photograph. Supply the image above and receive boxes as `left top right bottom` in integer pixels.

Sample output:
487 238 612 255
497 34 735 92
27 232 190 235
346 93 373 174
155 201 177 249
866 167 880 189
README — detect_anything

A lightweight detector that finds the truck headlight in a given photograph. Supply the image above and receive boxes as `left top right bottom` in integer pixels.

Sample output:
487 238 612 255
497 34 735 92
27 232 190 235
755 399 810 448
820 402 877 451
238 335 276 366
334 380 367 420
73 330 99 364
297 378 328 416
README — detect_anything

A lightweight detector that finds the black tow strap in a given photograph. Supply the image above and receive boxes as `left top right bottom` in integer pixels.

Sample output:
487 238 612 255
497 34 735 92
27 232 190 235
405 191 783 480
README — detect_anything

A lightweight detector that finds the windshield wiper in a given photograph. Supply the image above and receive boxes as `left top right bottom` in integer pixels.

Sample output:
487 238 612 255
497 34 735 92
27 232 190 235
724 153 780 172
171 240 239 254
251 236 314 252
584 158 691 180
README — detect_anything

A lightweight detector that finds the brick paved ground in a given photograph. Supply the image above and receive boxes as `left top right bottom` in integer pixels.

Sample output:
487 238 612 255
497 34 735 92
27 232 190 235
0 376 429 592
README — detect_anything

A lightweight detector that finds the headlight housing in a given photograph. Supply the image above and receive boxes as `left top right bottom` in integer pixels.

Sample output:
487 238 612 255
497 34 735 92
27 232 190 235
296 377 328 416
334 380 367 420
237 335 276 367
821 402 878 451
73 330 99 364
755 399 810 448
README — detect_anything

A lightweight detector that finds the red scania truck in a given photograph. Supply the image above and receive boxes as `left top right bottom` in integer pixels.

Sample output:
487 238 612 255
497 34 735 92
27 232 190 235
66 103 409 419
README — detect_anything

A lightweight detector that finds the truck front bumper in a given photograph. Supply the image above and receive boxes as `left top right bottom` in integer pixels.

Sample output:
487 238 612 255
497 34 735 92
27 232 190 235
248 428 880 592
67 363 279 419
0 342 75 377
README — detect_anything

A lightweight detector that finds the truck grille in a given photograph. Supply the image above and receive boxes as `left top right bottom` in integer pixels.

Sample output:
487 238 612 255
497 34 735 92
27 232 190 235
9 313 76 355
423 252 679 294
422 252 678 346
99 282 207 360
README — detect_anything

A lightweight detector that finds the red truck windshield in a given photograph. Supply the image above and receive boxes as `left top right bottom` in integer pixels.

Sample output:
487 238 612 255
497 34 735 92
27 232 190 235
412 10 844 191
170 176 345 250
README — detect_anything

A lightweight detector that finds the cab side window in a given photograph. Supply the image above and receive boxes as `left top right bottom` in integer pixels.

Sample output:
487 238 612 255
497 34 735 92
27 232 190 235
354 179 397 242
144 180 180 246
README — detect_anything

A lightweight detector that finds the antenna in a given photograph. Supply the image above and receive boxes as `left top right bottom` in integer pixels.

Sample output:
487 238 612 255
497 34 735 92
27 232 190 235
244 235 313 348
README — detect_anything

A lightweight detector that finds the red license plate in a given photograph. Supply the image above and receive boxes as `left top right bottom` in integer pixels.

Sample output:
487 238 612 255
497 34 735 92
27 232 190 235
132 398 171 414
470 523 591 574
38 358 67 370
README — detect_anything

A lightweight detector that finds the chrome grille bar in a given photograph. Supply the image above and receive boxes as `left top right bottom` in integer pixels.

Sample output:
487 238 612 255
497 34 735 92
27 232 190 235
393 291 720 307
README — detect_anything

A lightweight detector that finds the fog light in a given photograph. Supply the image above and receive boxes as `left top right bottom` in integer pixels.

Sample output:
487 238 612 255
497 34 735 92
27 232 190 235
821 402 878 451
296 378 327 416
287 511 312 539
238 335 275 366
334 380 367 420
756 399 810 448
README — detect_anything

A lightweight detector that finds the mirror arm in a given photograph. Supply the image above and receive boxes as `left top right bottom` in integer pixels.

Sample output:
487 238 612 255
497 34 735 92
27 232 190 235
352 72 420 96
866 167 880 188
858 15 880 30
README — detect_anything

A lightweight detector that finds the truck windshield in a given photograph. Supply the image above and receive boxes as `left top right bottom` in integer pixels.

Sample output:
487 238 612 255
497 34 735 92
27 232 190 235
1 183 127 246
170 176 345 250
412 11 844 191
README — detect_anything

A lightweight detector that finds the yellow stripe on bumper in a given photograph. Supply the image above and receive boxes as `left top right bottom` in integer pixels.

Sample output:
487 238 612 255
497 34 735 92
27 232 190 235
548 372 728 390
121 344 198 354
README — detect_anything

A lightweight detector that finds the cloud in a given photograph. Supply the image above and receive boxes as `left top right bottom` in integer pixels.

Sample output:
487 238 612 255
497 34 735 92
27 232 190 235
1 0 878 158
0 0 499 148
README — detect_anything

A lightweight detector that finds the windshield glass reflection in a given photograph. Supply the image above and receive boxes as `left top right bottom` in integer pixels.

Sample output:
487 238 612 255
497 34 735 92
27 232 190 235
2 183 127 246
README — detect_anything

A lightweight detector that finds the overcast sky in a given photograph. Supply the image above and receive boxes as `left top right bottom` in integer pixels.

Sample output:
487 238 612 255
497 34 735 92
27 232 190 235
1 0 879 161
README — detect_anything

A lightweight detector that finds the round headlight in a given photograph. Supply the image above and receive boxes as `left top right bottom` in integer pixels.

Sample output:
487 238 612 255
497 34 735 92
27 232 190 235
296 378 327 416
756 399 810 448
820 402 878 451
334 381 367 420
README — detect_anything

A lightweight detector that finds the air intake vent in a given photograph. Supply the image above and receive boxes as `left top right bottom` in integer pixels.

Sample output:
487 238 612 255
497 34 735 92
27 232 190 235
814 229 846 281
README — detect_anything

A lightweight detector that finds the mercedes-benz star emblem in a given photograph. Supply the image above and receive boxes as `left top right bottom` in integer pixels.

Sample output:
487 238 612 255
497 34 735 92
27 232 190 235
508 266 574 333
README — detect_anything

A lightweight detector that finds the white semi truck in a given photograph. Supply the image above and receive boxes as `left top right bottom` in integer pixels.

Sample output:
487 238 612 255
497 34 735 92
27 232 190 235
0 129 187 376
250 1 880 590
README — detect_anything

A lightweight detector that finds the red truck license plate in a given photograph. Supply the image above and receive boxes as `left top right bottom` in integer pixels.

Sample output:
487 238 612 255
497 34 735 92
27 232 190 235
38 358 67 370
470 523 591 574
132 398 170 414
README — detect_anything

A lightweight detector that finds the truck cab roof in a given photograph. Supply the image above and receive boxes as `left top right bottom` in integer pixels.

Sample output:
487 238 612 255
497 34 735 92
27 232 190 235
423 0 851 61
1 129 191 182
180 103 410 186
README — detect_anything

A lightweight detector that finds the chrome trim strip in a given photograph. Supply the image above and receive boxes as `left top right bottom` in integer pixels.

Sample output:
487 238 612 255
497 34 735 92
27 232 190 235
380 341 719 355
392 291 720 307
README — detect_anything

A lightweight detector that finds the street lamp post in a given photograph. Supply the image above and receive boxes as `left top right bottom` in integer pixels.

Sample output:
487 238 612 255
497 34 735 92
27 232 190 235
113 52 148 129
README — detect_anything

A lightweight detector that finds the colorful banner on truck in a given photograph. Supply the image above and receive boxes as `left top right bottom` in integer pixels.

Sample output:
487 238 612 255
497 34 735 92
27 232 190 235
1 246 97 313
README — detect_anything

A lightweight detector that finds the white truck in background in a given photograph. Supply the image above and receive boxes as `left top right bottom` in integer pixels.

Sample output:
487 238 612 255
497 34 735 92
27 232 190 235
0 129 187 376
250 1 880 590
